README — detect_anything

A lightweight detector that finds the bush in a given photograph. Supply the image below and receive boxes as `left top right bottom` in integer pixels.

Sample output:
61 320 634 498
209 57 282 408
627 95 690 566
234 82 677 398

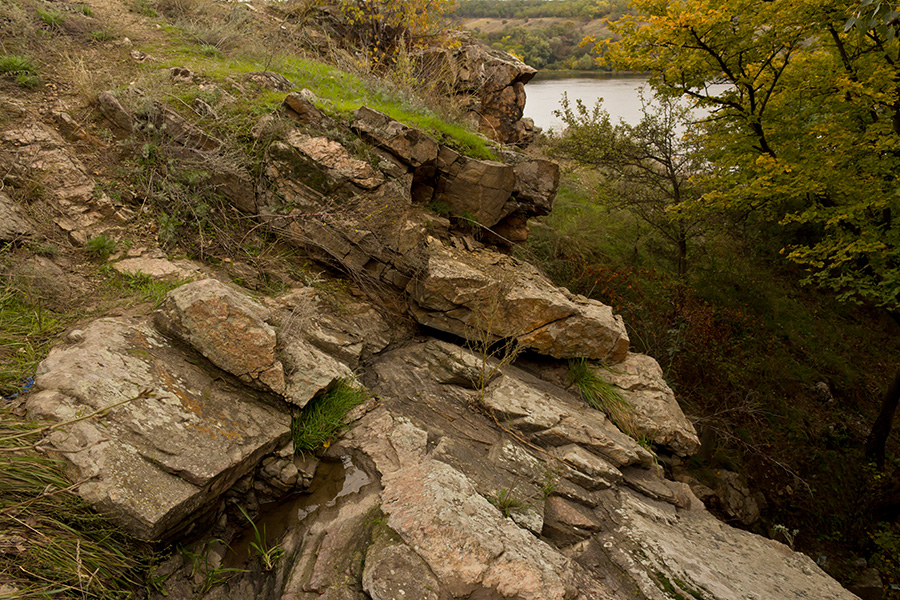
291 379 367 454
85 235 117 261
568 358 636 436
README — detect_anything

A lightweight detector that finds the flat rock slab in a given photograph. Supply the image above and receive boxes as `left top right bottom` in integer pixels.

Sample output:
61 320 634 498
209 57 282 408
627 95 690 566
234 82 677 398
28 317 290 541
603 489 860 600
111 256 203 281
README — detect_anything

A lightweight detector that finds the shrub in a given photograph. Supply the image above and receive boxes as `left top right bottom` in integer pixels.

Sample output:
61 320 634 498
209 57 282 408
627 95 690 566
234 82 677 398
291 379 367 454
568 358 636 436
85 235 117 261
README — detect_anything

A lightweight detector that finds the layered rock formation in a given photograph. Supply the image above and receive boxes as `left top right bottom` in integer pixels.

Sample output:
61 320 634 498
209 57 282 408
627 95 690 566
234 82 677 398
416 43 540 146
2 65 860 600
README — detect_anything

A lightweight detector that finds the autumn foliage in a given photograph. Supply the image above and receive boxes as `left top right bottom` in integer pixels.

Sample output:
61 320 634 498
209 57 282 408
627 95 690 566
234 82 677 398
329 0 457 67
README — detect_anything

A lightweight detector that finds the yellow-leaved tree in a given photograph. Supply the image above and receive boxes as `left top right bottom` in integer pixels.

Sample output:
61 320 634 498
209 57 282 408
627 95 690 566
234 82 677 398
592 0 900 470
330 0 457 67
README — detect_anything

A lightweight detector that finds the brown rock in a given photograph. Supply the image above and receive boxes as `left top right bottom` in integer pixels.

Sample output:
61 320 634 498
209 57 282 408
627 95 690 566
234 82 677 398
433 154 515 227
407 240 630 361
245 71 292 91
154 279 286 394
97 90 133 132
542 496 602 545
352 106 439 168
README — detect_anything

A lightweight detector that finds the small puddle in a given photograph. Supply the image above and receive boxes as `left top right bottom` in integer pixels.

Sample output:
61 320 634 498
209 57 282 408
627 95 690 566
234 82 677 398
224 455 372 569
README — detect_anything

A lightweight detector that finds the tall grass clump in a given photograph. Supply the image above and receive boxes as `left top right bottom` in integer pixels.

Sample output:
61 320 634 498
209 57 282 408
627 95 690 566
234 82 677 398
568 358 636 436
0 278 150 597
0 404 150 598
291 379 367 454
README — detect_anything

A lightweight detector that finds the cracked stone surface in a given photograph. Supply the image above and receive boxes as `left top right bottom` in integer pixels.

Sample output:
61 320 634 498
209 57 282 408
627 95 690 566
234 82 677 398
28 317 289 541
407 239 630 361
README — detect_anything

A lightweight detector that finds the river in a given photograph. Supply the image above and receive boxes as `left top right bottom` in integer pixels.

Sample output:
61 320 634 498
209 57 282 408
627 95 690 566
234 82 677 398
523 73 651 132
523 73 726 132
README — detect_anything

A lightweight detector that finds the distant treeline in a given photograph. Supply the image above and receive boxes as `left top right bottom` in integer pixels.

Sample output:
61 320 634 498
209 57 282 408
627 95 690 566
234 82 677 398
453 0 630 70
452 0 628 20
475 23 606 70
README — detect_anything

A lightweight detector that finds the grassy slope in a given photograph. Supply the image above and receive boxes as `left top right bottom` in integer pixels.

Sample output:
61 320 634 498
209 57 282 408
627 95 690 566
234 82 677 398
0 0 497 596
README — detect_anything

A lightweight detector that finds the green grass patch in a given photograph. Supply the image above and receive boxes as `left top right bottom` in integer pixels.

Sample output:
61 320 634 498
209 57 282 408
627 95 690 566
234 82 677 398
0 281 150 597
103 268 187 308
89 30 118 43
568 358 636 436
487 487 527 518
291 379 367 454
0 54 38 75
143 42 497 160
0 285 62 397
36 8 64 27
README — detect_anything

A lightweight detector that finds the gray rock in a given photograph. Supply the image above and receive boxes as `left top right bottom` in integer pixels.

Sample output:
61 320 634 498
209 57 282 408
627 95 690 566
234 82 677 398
598 353 700 456
362 534 442 600
97 90 133 132
28 316 290 540
0 190 32 241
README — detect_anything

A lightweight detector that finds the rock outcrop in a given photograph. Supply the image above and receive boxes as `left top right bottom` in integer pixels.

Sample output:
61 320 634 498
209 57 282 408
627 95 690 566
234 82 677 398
417 43 539 145
6 55 860 600
407 239 630 361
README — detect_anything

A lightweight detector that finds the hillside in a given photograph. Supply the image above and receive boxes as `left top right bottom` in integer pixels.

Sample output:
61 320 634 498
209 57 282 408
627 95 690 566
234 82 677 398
0 1 896 599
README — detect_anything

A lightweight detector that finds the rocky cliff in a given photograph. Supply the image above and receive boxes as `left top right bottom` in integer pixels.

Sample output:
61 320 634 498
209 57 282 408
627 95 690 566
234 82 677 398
0 4 861 598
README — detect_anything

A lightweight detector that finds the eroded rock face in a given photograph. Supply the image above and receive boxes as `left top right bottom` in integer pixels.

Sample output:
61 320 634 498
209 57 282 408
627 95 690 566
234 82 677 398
417 43 537 145
407 239 630 361
598 352 700 457
433 148 517 227
0 121 126 243
28 317 290 541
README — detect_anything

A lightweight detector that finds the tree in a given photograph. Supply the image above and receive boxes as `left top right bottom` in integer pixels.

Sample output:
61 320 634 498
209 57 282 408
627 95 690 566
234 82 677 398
331 0 457 67
594 0 900 467
551 91 705 276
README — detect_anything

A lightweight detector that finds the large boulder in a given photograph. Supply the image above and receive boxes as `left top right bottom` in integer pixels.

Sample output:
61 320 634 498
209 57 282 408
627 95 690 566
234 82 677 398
155 279 287 395
407 240 630 361
27 317 290 541
597 352 701 457
433 147 516 227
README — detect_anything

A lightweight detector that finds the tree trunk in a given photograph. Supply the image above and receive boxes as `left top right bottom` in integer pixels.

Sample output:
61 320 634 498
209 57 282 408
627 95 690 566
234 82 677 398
865 366 900 470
